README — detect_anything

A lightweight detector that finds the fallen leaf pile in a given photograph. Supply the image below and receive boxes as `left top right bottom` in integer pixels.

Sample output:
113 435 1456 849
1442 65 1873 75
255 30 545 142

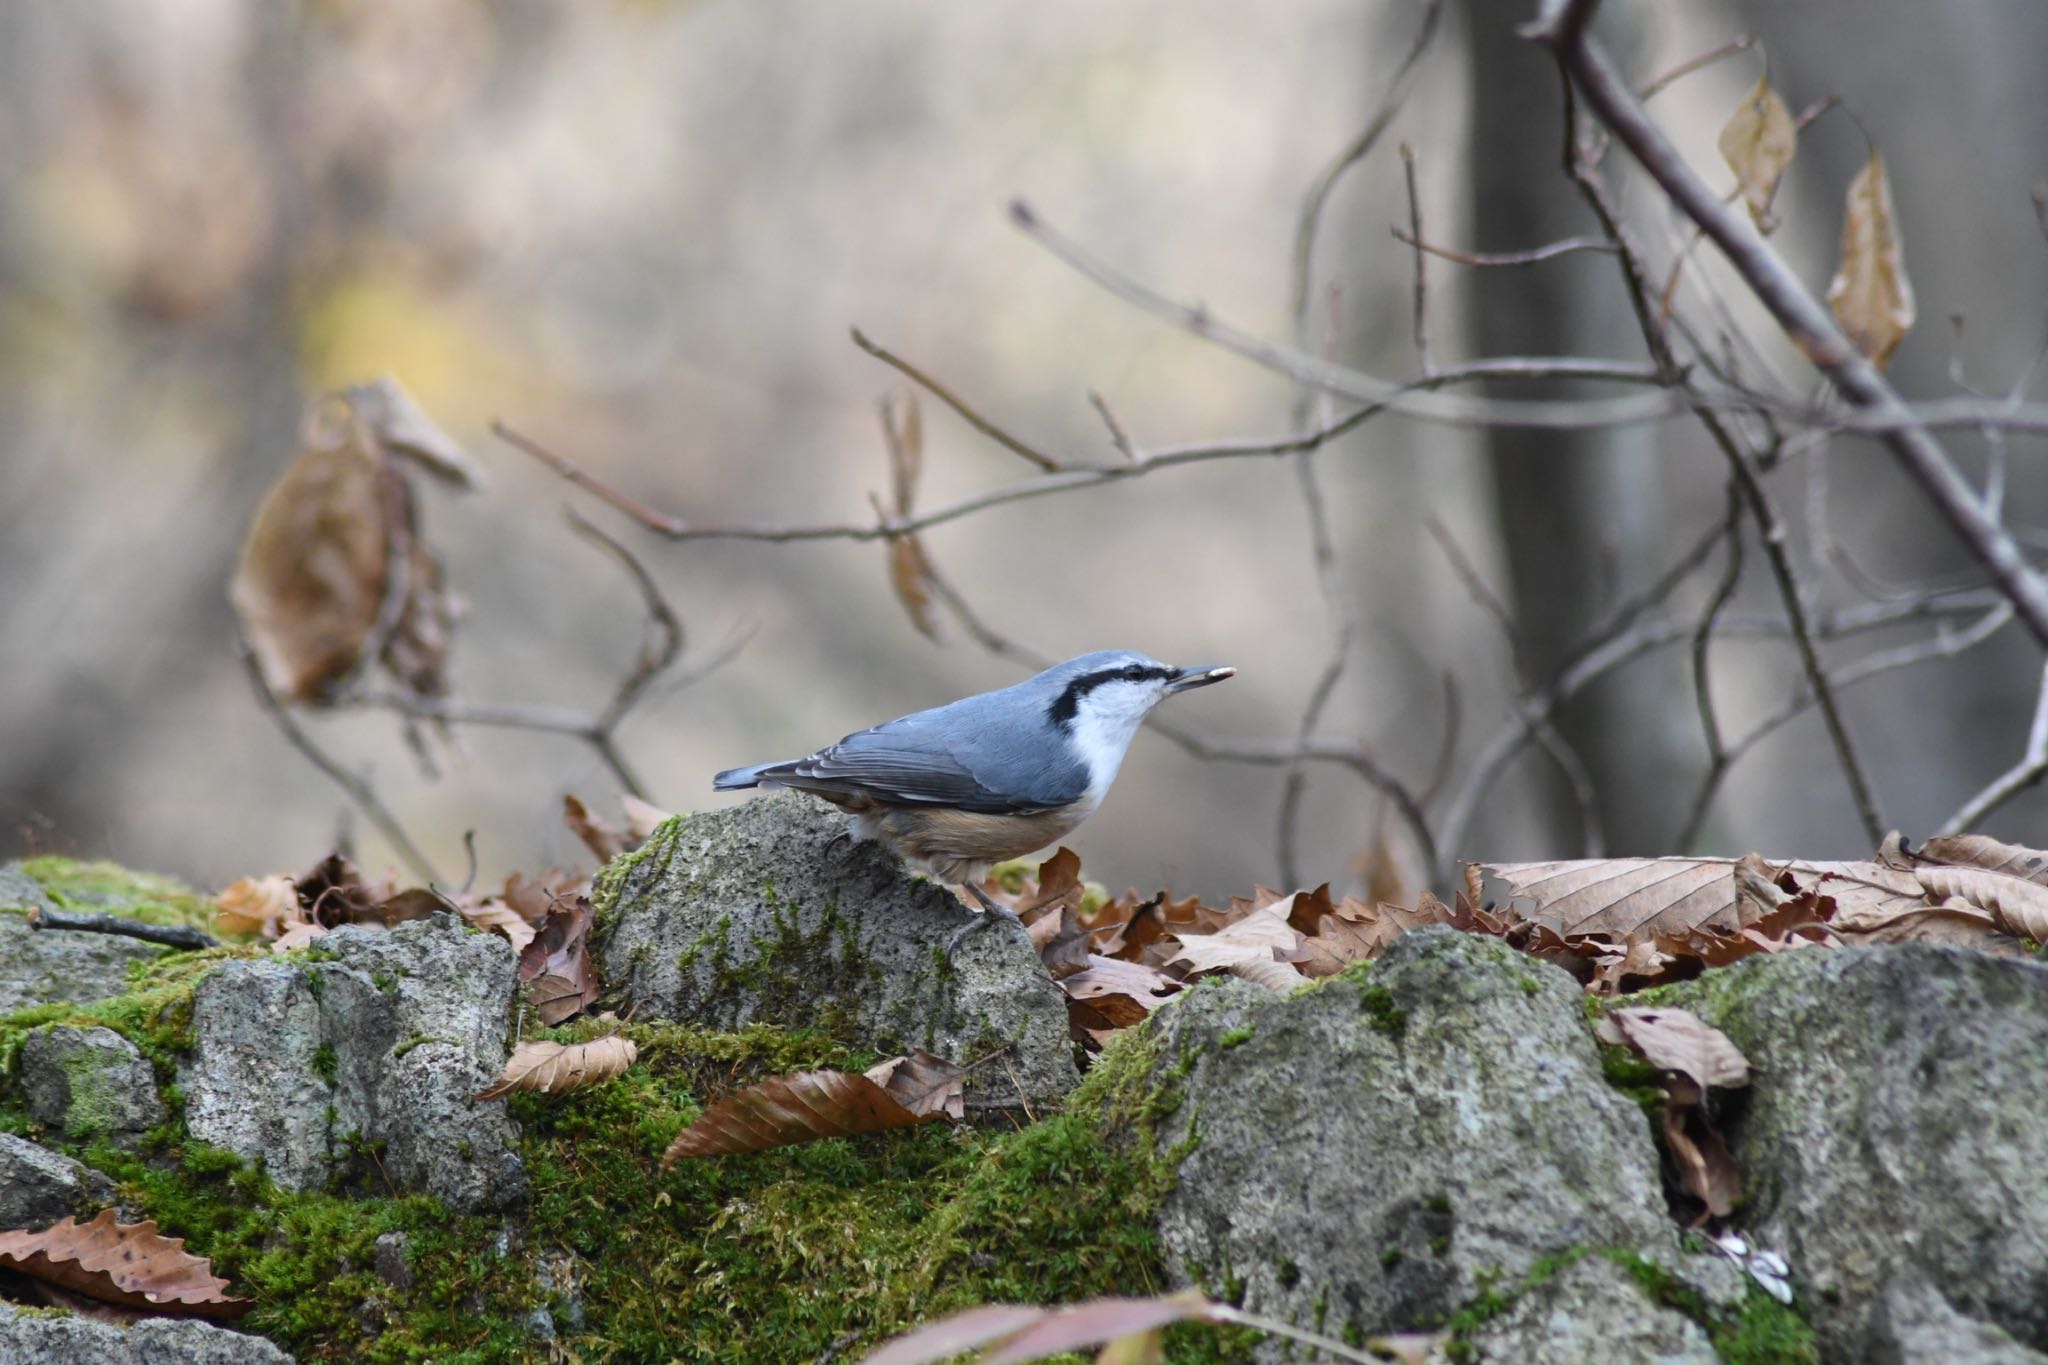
0 1210 250 1320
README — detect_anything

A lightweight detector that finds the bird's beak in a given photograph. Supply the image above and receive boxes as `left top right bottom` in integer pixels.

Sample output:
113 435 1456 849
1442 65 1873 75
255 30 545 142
1167 664 1236 693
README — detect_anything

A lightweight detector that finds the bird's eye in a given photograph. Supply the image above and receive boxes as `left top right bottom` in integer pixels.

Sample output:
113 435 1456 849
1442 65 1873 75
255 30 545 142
1122 665 1146 680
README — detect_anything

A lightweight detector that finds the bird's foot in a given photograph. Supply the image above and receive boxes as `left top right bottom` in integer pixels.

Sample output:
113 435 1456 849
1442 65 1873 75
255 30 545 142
943 883 1025 957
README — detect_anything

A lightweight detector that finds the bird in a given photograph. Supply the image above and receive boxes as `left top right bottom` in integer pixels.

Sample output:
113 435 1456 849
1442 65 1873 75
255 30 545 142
713 650 1235 943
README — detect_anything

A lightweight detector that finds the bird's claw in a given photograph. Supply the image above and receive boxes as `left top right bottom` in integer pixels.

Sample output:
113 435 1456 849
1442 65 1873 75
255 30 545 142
943 885 1025 958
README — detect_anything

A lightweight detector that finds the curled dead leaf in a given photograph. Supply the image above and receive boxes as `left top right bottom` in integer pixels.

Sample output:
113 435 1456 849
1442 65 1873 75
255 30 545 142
474 1036 638 1102
458 898 539 955
1225 957 1307 994
659 1049 964 1166
214 875 298 938
1594 1007 1750 1092
1718 71 1796 231
1826 151 1914 367
0 1208 250 1319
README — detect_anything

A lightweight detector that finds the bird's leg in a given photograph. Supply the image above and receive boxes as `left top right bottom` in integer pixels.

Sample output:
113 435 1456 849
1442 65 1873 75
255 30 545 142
944 881 1024 956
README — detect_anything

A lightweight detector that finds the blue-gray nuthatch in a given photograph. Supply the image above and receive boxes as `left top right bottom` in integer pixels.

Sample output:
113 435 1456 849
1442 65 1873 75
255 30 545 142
714 650 1235 937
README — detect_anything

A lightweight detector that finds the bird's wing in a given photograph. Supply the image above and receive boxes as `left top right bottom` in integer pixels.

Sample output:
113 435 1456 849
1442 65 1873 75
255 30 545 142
757 712 1087 814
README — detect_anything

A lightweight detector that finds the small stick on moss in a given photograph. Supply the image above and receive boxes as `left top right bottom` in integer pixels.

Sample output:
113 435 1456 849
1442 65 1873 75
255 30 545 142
25 905 219 951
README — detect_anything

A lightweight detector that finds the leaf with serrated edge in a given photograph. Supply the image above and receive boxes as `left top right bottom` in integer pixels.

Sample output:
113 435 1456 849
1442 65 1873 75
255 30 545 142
1165 902 1300 974
660 1066 947 1166
1826 151 1914 367
1484 855 1924 941
474 1037 637 1102
0 1209 250 1319
1918 835 2048 886
1718 71 1796 230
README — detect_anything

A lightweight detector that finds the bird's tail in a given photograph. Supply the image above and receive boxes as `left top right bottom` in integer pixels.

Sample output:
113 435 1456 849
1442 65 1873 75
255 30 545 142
712 762 781 791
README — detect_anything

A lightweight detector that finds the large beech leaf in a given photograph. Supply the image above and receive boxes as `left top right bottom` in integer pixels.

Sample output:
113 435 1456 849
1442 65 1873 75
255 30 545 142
474 1037 637 1102
0 1209 250 1319
660 1049 965 1166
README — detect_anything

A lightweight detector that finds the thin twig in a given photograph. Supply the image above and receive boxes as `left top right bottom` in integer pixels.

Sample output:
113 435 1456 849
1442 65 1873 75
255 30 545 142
1086 390 1138 462
239 639 440 885
851 328 1061 472
1287 0 1445 331
1674 482 1746 851
1942 661 2048 832
1398 144 1433 373
1390 229 1617 269
1638 34 1754 101
26 906 220 951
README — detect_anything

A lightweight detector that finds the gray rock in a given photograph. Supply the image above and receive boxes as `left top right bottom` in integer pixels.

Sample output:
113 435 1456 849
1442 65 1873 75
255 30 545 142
0 862 41 909
0 905 165 1015
18 1026 167 1143
1464 1255 1718 1364
1123 927 1675 1347
180 914 523 1211
0 1303 294 1364
373 1231 413 1290
594 796 1077 1106
1861 1279 2048 1365
1671 946 2048 1359
0 1134 116 1232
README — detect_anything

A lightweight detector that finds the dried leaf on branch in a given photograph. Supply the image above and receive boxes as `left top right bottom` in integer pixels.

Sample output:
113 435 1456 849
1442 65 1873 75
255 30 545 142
1718 71 1796 231
879 390 942 640
659 1049 965 1166
0 1209 250 1319
1826 151 1914 367
564 792 671 865
231 380 469 706
474 1036 638 1102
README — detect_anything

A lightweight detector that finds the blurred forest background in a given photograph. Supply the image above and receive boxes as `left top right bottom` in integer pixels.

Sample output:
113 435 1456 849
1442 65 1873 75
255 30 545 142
4 0 2047 902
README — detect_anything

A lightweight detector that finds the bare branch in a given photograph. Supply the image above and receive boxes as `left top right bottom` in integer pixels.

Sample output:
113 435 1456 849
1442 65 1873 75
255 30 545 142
1639 34 1754 102
1086 390 1138 463
851 327 1061 472
1391 229 1617 269
239 638 440 885
1942 661 2048 832
27 906 219 952
1529 8 2048 647
1398 144 1433 373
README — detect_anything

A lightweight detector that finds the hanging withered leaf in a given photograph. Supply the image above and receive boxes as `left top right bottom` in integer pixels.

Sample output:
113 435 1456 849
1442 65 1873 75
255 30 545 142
0 1209 251 1320
1826 151 1915 367
1595 1007 1750 1216
231 381 470 706
878 389 942 641
659 1048 965 1166
1718 71 1796 232
473 1036 638 1102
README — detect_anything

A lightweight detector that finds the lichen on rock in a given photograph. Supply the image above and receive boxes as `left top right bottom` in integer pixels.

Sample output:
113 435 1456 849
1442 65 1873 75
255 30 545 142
18 1024 167 1144
180 913 524 1212
593 795 1078 1107
1669 944 2048 1360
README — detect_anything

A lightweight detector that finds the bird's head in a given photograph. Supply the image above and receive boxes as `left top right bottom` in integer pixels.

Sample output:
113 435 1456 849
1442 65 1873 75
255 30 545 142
1037 650 1235 785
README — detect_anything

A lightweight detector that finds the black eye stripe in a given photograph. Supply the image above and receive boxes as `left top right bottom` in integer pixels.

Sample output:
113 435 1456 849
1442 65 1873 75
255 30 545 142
1048 665 1173 727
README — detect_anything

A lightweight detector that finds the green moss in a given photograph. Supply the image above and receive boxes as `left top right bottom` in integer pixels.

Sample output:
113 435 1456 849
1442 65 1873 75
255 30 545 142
1359 983 1408 1040
1218 1025 1255 1050
1596 1042 1666 1125
18 857 216 930
1600 1250 1818 1364
311 1043 339 1087
589 815 686 934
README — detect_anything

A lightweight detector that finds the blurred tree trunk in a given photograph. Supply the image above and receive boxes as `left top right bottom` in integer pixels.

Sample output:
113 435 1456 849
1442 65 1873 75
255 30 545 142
1458 0 1693 856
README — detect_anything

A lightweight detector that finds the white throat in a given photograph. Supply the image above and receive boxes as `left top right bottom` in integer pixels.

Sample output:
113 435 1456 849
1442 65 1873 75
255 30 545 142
1069 692 1157 799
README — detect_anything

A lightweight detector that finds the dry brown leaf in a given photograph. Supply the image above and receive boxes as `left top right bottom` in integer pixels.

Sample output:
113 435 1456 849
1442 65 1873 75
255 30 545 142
886 535 942 642
1917 834 2048 885
1718 71 1796 230
1225 957 1307 994
619 795 674 844
1826 151 1915 367
473 1036 637 1102
0 1209 250 1319
346 375 486 490
564 794 629 864
877 389 941 641
863 1048 967 1121
458 898 538 955
518 896 600 1025
271 922 328 953
1164 902 1301 975
1594 1007 1750 1091
214 875 298 938
659 1059 952 1167
1661 1075 1744 1218
1912 867 2048 941
231 416 395 703
502 869 584 927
